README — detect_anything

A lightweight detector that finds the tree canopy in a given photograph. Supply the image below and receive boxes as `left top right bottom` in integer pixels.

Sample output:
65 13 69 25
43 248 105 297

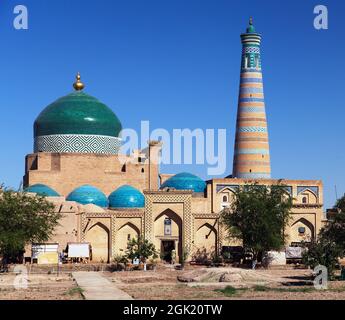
126 236 158 262
220 184 292 263
0 187 62 263
303 194 345 279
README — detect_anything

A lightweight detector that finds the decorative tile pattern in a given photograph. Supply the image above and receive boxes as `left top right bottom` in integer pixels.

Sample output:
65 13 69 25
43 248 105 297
238 127 267 133
216 184 239 193
111 216 116 258
34 134 121 154
297 186 319 197
235 148 270 155
243 47 260 54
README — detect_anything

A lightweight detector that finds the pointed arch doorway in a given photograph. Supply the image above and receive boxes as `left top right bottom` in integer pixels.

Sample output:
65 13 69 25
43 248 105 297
154 209 182 263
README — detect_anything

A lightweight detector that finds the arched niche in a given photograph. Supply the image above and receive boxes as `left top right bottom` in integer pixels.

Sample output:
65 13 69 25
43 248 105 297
290 218 315 243
85 222 109 263
116 222 140 255
195 222 217 253
297 189 318 204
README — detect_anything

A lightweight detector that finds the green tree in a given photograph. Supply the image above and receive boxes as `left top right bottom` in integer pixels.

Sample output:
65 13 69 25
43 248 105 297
220 184 292 268
319 211 345 254
0 187 62 266
302 198 345 279
302 239 342 280
126 236 158 263
335 195 345 213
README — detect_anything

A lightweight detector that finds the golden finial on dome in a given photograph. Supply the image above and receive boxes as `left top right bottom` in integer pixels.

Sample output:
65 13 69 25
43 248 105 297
73 72 85 91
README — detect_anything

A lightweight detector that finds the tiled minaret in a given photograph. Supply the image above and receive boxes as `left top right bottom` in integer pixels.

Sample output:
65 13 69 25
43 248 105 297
232 18 271 179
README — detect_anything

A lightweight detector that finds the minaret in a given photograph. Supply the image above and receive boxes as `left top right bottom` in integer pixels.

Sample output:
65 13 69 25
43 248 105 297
232 18 271 179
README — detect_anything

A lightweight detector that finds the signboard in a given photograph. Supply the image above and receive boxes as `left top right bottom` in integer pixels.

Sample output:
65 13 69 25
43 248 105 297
32 243 59 259
37 252 59 265
286 247 304 259
67 243 90 258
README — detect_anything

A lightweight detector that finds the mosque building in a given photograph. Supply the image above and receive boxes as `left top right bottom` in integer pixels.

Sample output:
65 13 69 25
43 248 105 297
23 19 324 263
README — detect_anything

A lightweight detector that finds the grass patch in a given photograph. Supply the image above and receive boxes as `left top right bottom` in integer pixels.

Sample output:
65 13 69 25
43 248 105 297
64 287 84 297
253 285 269 292
277 287 315 293
216 286 249 297
254 285 315 293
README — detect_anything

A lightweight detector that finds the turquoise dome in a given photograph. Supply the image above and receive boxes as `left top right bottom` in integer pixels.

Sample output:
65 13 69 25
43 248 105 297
66 185 108 208
109 185 145 208
160 172 206 192
24 184 60 197
34 91 122 138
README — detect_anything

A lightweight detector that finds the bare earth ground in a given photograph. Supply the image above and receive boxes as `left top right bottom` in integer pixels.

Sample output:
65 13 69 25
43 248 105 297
0 273 83 300
1 264 345 300
103 265 345 300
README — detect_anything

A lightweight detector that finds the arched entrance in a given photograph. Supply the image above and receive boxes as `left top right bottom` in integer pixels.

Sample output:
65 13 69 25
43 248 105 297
291 218 315 243
154 209 182 263
85 222 109 263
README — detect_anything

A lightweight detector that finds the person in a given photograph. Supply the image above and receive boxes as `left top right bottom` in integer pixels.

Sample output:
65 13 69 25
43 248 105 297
59 252 64 264
171 249 176 265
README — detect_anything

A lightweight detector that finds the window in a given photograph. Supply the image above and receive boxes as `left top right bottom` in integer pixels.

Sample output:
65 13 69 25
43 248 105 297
205 235 209 239
302 197 307 204
223 195 228 202
141 168 145 173
298 227 306 235
164 218 172 236
127 234 131 241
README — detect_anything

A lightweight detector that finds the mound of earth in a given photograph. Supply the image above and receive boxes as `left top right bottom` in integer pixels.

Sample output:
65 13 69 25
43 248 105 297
177 267 291 287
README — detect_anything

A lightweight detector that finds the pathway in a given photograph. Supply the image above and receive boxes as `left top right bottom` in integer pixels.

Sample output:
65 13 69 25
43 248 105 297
72 271 133 300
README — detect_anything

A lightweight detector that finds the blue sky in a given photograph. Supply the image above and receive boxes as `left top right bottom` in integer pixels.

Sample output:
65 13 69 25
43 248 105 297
0 0 343 209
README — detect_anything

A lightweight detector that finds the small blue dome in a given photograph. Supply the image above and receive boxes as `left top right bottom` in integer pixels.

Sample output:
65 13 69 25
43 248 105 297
160 172 206 192
109 185 145 208
66 185 108 208
24 184 60 197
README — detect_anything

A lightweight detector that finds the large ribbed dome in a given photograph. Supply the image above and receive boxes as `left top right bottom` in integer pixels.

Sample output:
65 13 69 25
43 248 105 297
66 185 108 208
109 185 145 208
160 172 206 192
34 75 122 154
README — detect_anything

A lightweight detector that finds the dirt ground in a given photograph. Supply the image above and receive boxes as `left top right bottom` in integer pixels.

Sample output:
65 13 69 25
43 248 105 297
0 272 83 300
104 265 345 300
1 264 345 300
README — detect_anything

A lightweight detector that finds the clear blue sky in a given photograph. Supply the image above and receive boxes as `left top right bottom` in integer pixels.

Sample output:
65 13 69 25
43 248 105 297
0 0 343 209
